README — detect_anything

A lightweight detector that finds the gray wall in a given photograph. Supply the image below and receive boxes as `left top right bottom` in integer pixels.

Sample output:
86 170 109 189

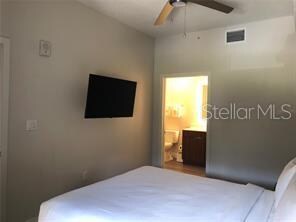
294 0 296 29
3 2 154 222
153 16 296 189
0 0 2 35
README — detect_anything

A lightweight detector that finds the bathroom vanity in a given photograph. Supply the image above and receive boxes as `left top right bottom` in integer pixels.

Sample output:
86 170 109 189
182 128 206 167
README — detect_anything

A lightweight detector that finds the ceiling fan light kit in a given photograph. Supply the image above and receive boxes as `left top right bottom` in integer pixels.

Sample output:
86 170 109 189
170 0 187 8
154 0 234 26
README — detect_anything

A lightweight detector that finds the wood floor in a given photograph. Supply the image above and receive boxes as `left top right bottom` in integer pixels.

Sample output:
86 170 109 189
164 160 206 177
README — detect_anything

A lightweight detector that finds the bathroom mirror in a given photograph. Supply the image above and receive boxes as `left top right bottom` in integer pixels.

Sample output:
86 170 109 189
202 85 208 119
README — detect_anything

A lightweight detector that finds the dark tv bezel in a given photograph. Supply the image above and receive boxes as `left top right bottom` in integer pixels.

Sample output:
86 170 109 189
84 74 137 119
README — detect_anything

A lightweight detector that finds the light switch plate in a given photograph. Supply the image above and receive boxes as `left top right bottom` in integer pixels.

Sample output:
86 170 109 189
26 120 38 131
39 40 51 57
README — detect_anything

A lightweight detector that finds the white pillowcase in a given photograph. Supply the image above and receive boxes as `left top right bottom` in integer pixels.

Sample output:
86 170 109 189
272 173 296 222
274 158 296 208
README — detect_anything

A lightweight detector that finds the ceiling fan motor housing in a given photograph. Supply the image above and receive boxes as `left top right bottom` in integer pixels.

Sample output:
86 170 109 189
169 0 187 7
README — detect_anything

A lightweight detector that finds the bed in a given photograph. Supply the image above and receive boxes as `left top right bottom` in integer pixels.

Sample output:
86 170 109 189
39 166 279 222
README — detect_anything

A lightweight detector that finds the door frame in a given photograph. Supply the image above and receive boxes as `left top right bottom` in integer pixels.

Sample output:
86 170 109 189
0 36 10 222
159 72 212 172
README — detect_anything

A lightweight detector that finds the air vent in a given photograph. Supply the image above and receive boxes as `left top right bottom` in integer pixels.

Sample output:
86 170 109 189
226 29 246 44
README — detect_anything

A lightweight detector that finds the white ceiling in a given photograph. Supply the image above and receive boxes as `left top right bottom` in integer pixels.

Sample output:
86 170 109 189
78 0 293 37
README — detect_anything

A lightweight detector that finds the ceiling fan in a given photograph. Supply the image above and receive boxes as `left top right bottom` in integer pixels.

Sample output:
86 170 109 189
154 0 234 26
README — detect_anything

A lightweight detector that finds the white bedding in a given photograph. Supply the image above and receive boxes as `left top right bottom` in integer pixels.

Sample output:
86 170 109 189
39 166 274 222
246 190 274 222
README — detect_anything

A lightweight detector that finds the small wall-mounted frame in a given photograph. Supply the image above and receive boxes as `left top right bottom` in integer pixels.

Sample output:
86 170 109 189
225 28 246 45
39 40 51 57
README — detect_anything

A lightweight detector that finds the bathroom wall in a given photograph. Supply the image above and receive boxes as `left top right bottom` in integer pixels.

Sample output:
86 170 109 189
153 16 296 189
164 76 208 136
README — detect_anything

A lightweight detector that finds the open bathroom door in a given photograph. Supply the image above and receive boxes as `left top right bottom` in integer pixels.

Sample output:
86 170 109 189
0 37 10 222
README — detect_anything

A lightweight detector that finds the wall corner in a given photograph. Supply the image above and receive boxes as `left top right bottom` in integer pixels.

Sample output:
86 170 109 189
294 0 296 31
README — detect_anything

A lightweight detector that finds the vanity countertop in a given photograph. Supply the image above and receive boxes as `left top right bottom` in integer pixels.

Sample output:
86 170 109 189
183 127 207 132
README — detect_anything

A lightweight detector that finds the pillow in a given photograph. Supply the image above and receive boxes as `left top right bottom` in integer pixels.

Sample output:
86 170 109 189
274 157 296 208
272 173 296 222
283 157 296 172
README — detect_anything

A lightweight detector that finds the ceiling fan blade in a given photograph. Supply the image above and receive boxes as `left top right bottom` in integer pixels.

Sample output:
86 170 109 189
154 1 174 26
188 0 233 14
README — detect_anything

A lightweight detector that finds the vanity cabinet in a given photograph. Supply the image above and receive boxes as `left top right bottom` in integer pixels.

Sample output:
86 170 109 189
182 130 206 167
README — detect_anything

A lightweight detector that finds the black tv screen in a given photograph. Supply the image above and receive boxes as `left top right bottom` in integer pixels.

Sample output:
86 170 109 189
85 74 137 118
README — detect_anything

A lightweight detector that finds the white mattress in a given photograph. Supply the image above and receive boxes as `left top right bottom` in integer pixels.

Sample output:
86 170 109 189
39 166 274 222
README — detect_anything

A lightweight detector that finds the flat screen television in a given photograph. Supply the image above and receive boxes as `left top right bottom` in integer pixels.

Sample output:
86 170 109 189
84 74 137 118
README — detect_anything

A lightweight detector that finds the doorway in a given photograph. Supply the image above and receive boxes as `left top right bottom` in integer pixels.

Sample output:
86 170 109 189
162 75 208 177
0 37 10 222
